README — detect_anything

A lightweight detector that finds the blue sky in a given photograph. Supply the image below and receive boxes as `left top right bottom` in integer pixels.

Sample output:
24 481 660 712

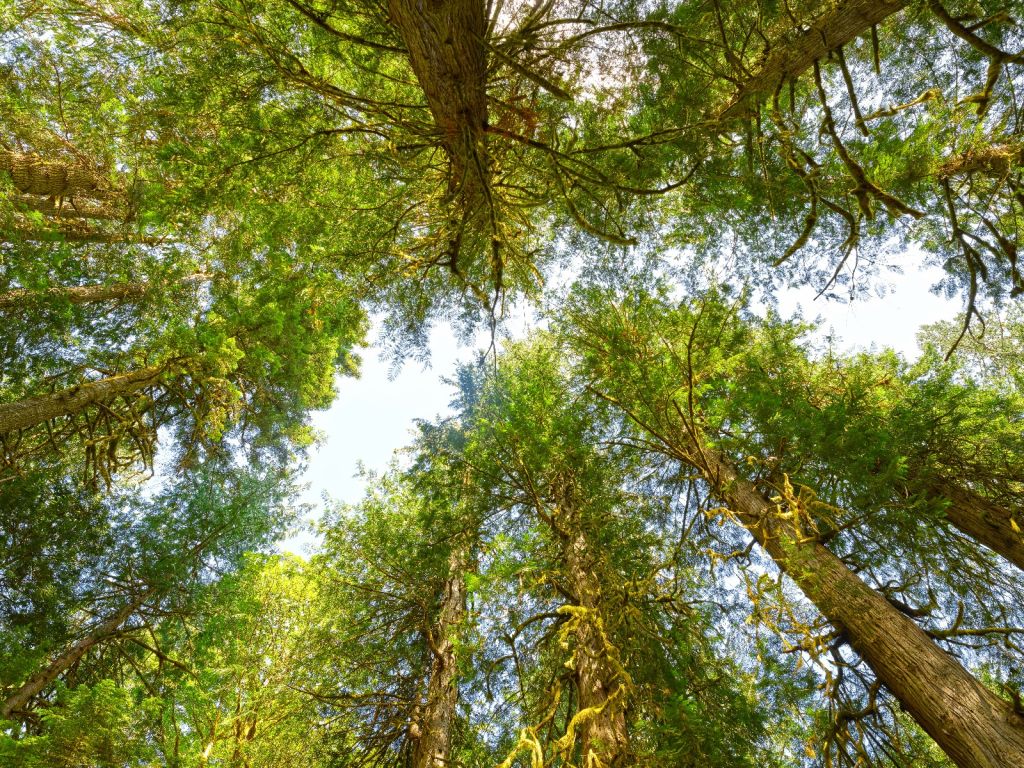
289 260 961 552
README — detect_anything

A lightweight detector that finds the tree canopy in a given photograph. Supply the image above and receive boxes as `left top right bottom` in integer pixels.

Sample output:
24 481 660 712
2 0 1024 766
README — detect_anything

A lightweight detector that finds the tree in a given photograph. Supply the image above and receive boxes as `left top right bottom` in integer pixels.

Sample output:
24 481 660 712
306 448 478 768
0 461 295 734
0 257 365 486
450 342 789 767
562 283 1024 766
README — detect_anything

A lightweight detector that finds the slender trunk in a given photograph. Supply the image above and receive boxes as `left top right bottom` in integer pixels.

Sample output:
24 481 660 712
718 0 911 121
387 0 488 191
0 363 175 435
560 514 629 766
0 593 148 719
696 446 1024 768
0 273 210 311
412 548 468 768
932 479 1024 574
0 150 110 199
2 221 163 246
13 194 124 221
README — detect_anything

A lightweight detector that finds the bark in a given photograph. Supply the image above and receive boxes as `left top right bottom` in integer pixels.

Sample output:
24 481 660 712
387 0 488 191
696 446 1024 768
412 548 468 768
0 273 210 311
560 515 629 766
717 0 911 121
932 479 1024 574
0 363 176 435
0 593 148 719
0 150 110 199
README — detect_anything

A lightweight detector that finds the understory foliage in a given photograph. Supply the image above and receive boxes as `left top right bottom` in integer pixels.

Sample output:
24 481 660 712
2 0 1024 766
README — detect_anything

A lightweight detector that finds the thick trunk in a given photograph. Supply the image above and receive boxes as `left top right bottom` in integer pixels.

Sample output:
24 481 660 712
412 548 467 768
932 479 1024 574
698 447 1024 768
0 273 210 311
0 593 147 719
0 150 109 199
562 523 629 766
387 0 488 191
0 363 175 435
718 0 911 121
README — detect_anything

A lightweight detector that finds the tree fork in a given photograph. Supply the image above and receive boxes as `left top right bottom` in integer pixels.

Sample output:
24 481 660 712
696 447 1024 767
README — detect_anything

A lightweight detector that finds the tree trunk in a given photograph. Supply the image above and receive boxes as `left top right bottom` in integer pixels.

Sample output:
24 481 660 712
412 548 468 768
13 194 124 221
932 479 1024 574
560 515 629 766
387 0 488 192
0 273 210 311
0 363 176 435
2 221 163 246
695 446 1024 768
717 0 911 121
0 150 110 199
0 593 148 719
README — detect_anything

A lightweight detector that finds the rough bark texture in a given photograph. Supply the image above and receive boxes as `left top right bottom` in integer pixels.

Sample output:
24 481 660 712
0 363 173 435
697 447 1024 768
561 519 629 766
0 594 148 719
0 274 210 311
718 0 911 121
387 0 488 191
0 150 109 199
934 479 1024 574
412 548 467 768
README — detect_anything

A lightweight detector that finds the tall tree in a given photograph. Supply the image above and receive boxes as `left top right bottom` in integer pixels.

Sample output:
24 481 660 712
563 284 1024 767
0 461 295 731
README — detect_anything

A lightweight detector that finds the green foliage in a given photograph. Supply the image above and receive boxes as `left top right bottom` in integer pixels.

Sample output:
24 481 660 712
3 2 1024 766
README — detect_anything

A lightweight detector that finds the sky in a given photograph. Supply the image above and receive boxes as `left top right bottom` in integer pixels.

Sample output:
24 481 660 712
287 257 961 554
